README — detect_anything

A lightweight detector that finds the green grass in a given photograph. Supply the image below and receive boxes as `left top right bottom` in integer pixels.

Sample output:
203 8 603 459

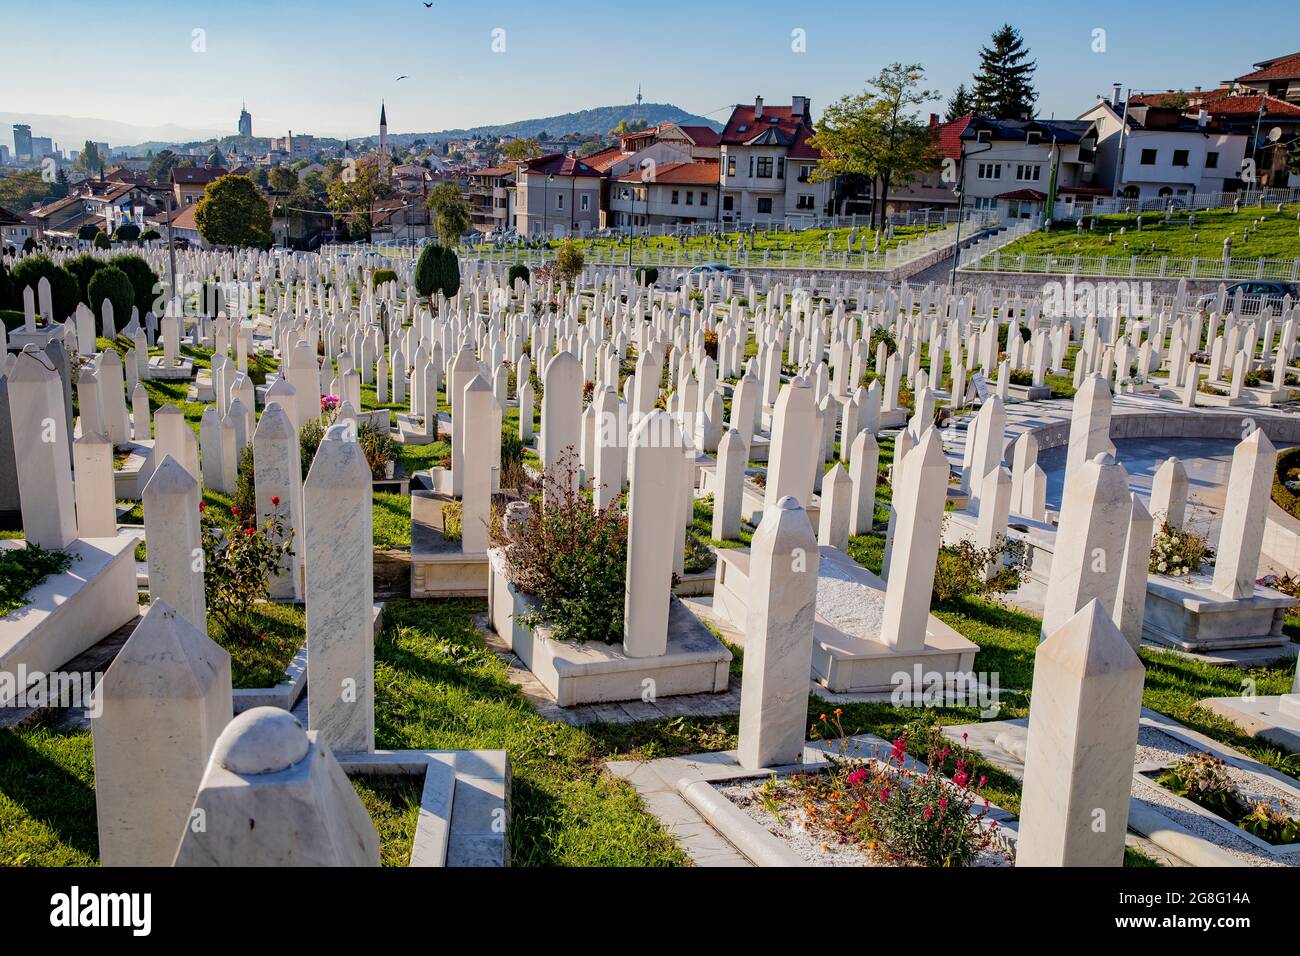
0 544 74 617
351 774 422 866
990 203 1300 262
373 491 412 550
209 601 306 689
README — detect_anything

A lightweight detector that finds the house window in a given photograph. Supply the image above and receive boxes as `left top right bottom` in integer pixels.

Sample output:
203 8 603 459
722 195 734 211
756 197 772 214
748 155 754 177
580 194 589 211
797 165 811 183
700 192 708 206
1140 148 1157 165
977 162 1001 180
1172 149 1189 167
685 191 694 205
1205 151 1219 169
756 157 773 178
556 193 564 209
671 190 679 204
727 156 736 176
1026 131 1042 145
1015 164 1041 182
777 157 785 179
796 194 814 210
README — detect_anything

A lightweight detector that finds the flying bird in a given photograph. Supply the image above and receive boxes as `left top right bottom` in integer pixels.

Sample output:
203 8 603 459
423 2 433 6
396 75 408 81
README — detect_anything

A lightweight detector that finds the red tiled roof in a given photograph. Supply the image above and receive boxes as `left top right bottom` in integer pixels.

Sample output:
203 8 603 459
1209 93 1300 117
518 153 601 178
995 188 1047 201
613 160 719 185
934 114 974 160
580 147 626 172
721 103 822 160
172 166 228 186
677 124 721 148
1236 51 1300 83
472 165 516 178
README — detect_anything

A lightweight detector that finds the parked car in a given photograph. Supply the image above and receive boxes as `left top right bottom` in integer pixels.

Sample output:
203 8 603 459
676 263 735 289
1195 281 1298 315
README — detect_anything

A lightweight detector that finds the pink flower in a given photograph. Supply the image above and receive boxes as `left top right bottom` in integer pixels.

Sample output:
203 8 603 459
847 768 868 786
939 798 948 810
879 786 890 801
978 775 987 788
923 806 933 819
953 771 969 788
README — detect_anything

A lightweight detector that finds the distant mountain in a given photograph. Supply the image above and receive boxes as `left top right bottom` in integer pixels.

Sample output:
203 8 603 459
0 112 225 151
373 102 723 148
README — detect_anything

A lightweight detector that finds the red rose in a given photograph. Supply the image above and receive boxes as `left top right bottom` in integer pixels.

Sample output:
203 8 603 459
198 501 206 512
271 496 280 506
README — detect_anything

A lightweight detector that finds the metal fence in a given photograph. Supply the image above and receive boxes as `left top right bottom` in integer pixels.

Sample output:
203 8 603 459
962 248 1300 281
1068 186 1300 218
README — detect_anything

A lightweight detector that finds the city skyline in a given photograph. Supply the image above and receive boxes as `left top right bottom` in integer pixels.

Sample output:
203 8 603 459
6 0 1298 144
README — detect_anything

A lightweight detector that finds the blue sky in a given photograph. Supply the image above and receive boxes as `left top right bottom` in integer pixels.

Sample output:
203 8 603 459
7 0 1296 140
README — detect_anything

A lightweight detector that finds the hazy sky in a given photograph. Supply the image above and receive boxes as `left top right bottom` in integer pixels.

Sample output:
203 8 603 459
7 0 1295 140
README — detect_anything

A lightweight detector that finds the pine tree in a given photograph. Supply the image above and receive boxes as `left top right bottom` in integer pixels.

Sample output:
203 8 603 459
970 24 1038 120
945 83 974 121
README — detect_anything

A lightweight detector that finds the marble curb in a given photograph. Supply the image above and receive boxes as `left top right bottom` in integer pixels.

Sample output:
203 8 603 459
677 777 809 867
232 603 384 715
1126 799 1247 868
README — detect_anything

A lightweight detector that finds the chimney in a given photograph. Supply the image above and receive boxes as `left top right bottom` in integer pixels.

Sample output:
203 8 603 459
754 95 764 119
929 113 939 128
1112 82 1123 108
792 95 807 118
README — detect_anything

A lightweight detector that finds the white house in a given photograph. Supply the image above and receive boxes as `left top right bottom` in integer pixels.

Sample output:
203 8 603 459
718 95 829 224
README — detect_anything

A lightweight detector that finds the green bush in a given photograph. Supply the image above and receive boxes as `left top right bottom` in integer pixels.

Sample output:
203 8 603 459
8 255 79 319
1272 446 1300 519
115 223 141 243
439 246 461 299
21 237 37 254
77 223 100 241
299 419 324 480
140 228 161 242
0 263 14 311
110 254 161 318
356 420 398 479
93 231 111 250
371 267 398 290
507 263 530 289
415 243 443 299
635 266 658 286
65 254 107 302
492 451 627 644
86 266 135 332
231 445 257 527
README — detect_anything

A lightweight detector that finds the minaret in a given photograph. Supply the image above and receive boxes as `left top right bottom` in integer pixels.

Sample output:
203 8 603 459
379 101 389 174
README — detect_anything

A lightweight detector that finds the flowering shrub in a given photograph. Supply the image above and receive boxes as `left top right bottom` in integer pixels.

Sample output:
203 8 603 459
201 497 295 643
1158 750 1299 845
1258 573 1300 599
931 538 1010 604
320 394 341 419
802 712 1002 867
490 450 628 644
356 421 398 479
1149 521 1214 576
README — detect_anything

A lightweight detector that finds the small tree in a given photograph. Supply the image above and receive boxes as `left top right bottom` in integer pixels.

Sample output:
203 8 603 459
10 255 78 320
111 254 161 318
371 267 398 289
77 223 100 241
66 254 107 300
195 175 272 248
507 263 530 290
426 182 472 247
439 245 461 299
93 231 111 250
114 223 141 243
554 238 584 286
414 242 443 300
140 228 161 242
86 265 135 332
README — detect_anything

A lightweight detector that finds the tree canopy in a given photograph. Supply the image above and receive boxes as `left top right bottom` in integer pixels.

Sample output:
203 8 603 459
194 175 273 248
970 24 1038 119
426 182 472 246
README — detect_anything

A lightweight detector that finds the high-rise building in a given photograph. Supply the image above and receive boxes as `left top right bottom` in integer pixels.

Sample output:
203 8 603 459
13 124 32 162
238 101 253 138
30 137 54 160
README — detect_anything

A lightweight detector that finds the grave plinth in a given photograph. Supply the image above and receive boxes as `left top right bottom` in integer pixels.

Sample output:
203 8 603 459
713 546 978 693
487 548 731 707
144 354 195 381
1142 573 1295 652
410 489 490 598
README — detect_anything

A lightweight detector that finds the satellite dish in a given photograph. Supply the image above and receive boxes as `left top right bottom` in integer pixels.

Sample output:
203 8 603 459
1268 126 1283 142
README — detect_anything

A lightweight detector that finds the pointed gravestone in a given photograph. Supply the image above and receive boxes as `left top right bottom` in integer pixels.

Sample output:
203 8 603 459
253 403 304 601
624 410 684 659
881 429 947 652
712 427 746 541
143 454 206 634
1149 457 1188 529
1212 429 1276 600
817 462 852 551
1041 452 1130 641
73 432 117 538
848 430 879 536
737 496 819 770
93 600 232 867
304 424 374 754
1063 373 1112 483
541 350 582 498
764 379 820 510
1114 493 1153 650
1016 601 1144 867
174 707 379 866
8 348 77 548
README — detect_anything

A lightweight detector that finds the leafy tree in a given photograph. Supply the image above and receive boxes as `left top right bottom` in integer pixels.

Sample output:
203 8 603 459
326 156 394 242
269 165 298 192
970 24 1038 119
252 167 270 189
93 231 111 250
502 138 543 162
415 243 443 300
945 83 975 121
426 182 471 246
809 63 937 229
507 264 530 289
75 141 105 178
195 175 272 248
77 223 100 241
0 169 55 210
283 184 325 243
115 223 141 242
110 254 161 317
86 265 135 331
147 149 184 183
140 228 161 242
554 239 584 285
21 236 38 255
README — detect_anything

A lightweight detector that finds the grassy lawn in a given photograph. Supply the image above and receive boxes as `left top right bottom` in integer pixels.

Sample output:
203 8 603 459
210 601 305 689
989 203 1300 262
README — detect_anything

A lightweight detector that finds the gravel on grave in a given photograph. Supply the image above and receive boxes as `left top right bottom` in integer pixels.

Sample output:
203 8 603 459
1133 726 1297 868
717 774 1012 868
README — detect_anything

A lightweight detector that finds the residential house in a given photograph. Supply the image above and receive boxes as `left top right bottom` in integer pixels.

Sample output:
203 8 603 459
1079 95 1248 203
467 165 516 233
172 165 229 206
0 206 36 248
927 114 1105 222
1232 51 1300 105
513 153 602 236
718 95 829 223
607 161 720 228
